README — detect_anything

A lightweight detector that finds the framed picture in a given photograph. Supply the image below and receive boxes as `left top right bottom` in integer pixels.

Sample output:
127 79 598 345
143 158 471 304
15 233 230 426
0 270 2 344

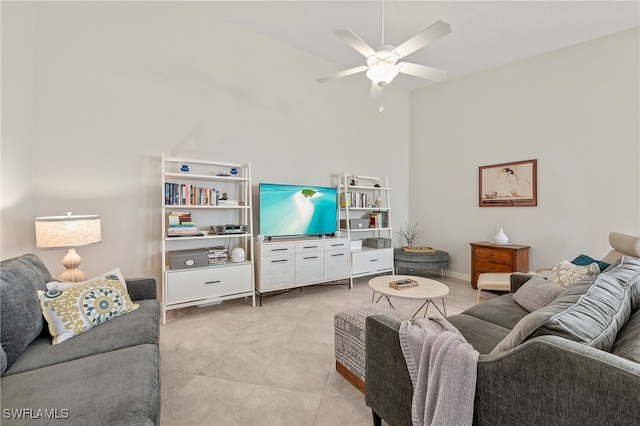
479 159 537 207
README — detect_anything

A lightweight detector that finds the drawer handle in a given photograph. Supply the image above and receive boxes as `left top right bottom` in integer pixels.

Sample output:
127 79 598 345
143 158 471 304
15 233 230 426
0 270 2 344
303 245 319 249
271 259 288 263
332 253 345 257
204 280 221 285
271 248 289 252
370 259 378 262
331 243 346 247
490 266 494 269
304 256 319 260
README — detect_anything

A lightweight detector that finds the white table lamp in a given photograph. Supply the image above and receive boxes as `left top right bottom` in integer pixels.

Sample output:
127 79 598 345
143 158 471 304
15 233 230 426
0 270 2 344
35 212 102 282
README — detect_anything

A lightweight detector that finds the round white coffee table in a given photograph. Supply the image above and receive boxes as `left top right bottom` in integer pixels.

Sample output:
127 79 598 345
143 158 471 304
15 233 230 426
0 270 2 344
368 275 449 318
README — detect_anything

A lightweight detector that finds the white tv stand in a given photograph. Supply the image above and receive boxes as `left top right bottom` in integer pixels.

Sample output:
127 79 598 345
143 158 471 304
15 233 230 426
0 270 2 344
254 236 351 304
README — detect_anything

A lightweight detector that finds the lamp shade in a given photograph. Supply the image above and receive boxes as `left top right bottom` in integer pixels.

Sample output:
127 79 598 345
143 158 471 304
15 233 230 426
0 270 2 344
366 62 400 86
35 213 101 248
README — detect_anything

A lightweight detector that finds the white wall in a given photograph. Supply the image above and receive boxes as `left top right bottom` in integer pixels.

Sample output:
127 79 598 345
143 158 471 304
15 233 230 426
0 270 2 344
1 2 410 280
0 1 36 259
410 28 640 280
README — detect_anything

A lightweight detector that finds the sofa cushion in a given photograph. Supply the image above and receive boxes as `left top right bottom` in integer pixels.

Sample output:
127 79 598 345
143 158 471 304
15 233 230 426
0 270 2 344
3 299 159 376
0 344 160 425
512 274 564 312
611 308 640 363
0 254 52 374
38 273 139 345
602 256 640 310
491 263 634 354
461 294 529 330
547 260 600 287
447 314 512 354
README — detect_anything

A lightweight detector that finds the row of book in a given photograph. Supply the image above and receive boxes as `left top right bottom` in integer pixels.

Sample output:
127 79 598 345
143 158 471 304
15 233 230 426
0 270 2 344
369 211 389 228
340 191 370 208
165 183 222 206
167 212 200 237
208 246 228 266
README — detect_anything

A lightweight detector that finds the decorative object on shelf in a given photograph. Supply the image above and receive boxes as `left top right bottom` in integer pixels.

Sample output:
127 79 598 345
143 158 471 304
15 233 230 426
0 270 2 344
221 192 228 200
375 196 382 207
230 168 238 176
230 247 246 263
479 159 537 207
180 164 189 173
256 234 265 242
350 175 358 186
397 222 424 248
34 212 102 282
493 228 510 245
208 226 216 235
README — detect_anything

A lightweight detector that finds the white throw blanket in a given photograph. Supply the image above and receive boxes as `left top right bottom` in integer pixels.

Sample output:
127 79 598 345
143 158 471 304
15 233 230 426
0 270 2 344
399 317 479 426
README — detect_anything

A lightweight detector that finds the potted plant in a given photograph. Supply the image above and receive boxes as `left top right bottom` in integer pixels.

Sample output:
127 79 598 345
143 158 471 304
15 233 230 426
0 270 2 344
397 222 424 248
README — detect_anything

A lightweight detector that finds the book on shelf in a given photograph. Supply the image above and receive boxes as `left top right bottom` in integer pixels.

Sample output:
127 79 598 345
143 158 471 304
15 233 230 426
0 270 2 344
164 183 220 206
389 278 419 290
208 246 228 265
340 191 369 208
167 212 199 237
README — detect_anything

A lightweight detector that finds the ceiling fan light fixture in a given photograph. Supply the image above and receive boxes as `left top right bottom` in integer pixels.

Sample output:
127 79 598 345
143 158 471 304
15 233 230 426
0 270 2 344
366 61 399 86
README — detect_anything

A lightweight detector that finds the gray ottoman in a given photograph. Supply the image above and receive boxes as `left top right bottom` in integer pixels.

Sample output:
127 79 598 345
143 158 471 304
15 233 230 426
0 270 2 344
394 248 449 279
334 306 410 392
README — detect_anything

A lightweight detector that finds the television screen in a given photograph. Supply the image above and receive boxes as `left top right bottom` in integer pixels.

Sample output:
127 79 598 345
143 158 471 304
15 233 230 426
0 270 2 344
259 183 337 237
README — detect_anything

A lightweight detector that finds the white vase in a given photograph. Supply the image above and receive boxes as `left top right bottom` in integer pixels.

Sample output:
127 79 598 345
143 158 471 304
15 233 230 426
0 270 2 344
493 228 509 245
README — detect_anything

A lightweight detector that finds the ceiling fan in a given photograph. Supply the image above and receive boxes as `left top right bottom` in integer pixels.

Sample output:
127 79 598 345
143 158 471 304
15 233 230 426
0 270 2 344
317 2 451 98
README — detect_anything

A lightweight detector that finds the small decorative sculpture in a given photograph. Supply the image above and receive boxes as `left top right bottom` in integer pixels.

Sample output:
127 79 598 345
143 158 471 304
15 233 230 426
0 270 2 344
180 164 189 173
493 228 509 245
230 168 238 176
221 192 228 200
350 175 358 186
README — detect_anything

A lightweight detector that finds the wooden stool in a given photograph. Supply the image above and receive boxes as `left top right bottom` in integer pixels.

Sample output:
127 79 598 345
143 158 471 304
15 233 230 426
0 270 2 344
476 272 511 303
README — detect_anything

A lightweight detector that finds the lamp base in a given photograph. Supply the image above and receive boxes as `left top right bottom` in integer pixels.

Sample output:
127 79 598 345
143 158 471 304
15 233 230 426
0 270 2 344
58 248 87 282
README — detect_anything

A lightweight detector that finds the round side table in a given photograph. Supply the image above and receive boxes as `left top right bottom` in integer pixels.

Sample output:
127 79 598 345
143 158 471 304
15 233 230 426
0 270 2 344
393 248 449 279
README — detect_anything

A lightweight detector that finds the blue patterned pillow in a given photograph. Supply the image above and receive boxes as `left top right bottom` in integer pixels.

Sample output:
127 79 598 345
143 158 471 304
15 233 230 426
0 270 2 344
38 272 139 345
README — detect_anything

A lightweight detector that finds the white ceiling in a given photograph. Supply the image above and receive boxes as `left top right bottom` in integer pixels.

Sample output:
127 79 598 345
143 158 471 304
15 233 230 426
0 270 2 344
185 0 639 90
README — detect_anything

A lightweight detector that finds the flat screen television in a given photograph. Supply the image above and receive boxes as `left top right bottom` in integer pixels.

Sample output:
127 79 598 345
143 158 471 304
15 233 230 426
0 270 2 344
259 183 337 238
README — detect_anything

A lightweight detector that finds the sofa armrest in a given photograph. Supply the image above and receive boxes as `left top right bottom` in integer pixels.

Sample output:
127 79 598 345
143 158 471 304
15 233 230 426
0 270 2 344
125 277 157 301
475 335 640 425
510 272 532 292
365 314 413 426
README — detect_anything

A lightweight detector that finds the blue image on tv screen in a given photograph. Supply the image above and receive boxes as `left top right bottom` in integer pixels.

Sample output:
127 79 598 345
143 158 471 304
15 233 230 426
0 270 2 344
259 183 337 237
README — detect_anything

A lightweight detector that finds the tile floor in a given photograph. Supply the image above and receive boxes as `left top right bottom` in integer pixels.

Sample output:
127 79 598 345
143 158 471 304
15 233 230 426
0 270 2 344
159 272 499 425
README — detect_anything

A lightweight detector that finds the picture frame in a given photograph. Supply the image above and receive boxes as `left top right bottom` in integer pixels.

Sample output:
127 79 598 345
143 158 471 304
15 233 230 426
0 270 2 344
479 159 537 207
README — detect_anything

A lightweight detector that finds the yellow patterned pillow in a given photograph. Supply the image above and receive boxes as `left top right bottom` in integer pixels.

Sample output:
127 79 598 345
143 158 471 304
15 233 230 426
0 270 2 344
37 272 139 345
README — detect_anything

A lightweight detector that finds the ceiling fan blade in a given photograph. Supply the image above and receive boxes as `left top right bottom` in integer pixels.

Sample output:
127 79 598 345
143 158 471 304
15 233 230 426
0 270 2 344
316 66 368 83
370 82 383 99
398 62 448 81
394 20 451 58
334 29 377 58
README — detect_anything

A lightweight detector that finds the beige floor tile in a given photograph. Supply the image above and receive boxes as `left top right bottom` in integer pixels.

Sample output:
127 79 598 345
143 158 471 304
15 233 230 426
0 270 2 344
159 273 494 425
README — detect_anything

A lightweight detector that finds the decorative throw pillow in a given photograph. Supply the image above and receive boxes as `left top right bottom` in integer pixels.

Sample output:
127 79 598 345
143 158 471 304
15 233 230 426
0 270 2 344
547 260 600 287
46 267 128 291
571 254 611 273
492 268 632 355
38 272 139 345
513 274 564 312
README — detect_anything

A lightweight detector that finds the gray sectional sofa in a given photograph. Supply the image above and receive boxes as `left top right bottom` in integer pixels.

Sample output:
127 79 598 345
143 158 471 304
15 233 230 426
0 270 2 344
1 254 160 425
365 255 640 426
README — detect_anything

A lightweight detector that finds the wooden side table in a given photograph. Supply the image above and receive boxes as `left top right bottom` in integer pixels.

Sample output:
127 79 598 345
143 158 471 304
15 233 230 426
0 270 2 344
469 242 530 288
